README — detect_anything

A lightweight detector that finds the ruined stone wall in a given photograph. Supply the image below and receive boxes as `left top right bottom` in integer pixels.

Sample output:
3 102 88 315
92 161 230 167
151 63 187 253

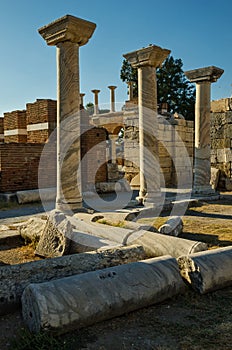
81 127 107 190
0 100 108 192
0 143 56 192
0 118 4 142
210 98 232 188
123 113 194 188
3 110 27 143
26 99 57 143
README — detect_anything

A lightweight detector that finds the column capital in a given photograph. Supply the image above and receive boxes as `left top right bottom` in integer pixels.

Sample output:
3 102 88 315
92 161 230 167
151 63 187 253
38 14 96 46
91 89 100 94
185 66 224 83
123 45 170 68
108 86 117 90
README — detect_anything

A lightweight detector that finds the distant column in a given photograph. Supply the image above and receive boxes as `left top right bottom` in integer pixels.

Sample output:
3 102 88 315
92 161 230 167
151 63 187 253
91 89 100 115
108 86 117 112
39 15 96 211
185 66 224 194
124 45 170 205
127 81 134 101
80 93 85 108
110 134 118 163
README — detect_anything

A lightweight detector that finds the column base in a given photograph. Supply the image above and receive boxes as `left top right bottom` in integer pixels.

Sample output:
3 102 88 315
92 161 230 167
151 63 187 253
56 199 84 214
191 186 220 200
192 185 216 196
136 191 165 208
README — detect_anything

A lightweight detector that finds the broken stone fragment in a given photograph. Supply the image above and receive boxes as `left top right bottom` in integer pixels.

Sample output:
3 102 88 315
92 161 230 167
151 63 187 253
19 217 47 246
158 216 183 237
210 167 220 190
177 246 232 294
35 210 73 258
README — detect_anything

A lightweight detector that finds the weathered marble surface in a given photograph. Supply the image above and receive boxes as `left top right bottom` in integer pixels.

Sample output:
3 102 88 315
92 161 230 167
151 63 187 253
38 15 96 47
185 66 224 193
16 188 56 204
158 216 183 237
35 210 73 258
22 255 186 333
69 214 208 258
0 245 144 315
19 217 47 245
39 15 96 211
124 46 170 203
178 246 232 294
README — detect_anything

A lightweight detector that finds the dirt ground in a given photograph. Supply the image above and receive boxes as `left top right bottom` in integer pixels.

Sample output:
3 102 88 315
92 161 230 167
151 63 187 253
0 194 232 350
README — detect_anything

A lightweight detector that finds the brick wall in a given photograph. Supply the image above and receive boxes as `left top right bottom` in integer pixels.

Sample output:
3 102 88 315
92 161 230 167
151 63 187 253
3 110 27 143
0 118 4 142
81 127 107 191
123 112 194 188
0 143 56 192
210 99 232 188
26 99 57 143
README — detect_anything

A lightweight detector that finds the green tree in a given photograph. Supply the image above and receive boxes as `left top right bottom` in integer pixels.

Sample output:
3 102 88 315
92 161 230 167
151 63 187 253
85 102 110 115
120 55 195 120
85 102 94 115
120 59 138 97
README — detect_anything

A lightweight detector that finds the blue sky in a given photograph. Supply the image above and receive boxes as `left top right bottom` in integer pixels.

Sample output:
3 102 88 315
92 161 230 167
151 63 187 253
0 0 231 116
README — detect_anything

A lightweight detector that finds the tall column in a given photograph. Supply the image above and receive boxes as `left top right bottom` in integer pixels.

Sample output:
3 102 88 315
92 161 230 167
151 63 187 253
108 86 117 112
39 15 96 211
185 66 224 194
80 93 85 108
124 45 170 205
91 89 100 115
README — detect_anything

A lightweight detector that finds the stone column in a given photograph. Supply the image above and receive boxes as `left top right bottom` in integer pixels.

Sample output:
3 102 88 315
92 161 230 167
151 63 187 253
185 66 224 194
127 81 134 101
80 93 85 108
110 134 118 163
91 89 100 115
124 45 170 205
108 86 117 112
39 15 96 211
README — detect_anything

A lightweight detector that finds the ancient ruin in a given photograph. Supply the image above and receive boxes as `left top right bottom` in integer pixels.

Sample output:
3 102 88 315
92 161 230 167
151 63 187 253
0 13 231 343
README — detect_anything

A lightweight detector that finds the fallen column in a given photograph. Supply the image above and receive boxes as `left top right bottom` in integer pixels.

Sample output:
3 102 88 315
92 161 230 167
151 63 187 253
22 255 186 333
69 215 208 258
177 246 232 294
126 230 207 258
69 229 122 253
158 216 183 237
0 245 145 315
36 210 207 258
34 210 125 257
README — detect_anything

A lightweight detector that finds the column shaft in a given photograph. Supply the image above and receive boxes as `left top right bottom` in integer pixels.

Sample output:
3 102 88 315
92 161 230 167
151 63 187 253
108 86 117 112
92 90 100 115
194 82 211 190
185 65 224 195
110 135 118 163
138 66 160 200
127 81 134 101
56 41 82 210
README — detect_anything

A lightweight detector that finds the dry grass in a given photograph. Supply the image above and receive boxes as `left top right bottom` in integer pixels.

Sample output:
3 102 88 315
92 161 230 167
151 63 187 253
2 197 232 349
